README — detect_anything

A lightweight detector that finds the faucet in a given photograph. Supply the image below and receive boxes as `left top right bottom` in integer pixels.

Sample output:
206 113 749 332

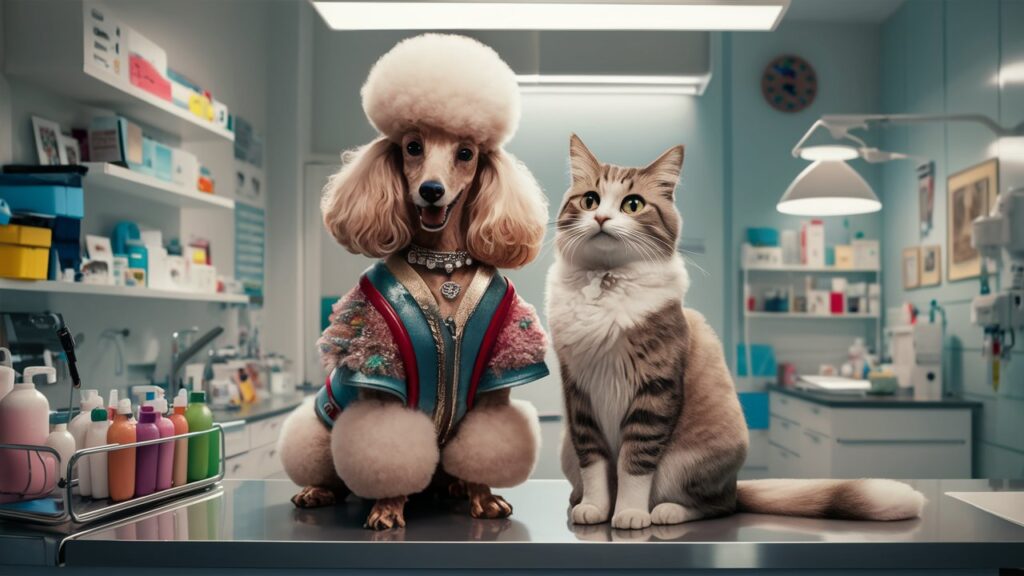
169 326 225 395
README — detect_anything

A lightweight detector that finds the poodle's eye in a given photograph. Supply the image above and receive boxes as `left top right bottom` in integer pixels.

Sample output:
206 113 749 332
406 141 423 156
579 191 600 211
621 195 645 214
456 147 474 162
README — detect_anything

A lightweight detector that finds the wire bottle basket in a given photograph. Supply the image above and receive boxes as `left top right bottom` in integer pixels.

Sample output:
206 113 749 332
0 420 242 525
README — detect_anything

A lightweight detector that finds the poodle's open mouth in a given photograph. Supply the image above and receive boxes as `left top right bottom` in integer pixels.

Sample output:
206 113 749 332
416 192 462 232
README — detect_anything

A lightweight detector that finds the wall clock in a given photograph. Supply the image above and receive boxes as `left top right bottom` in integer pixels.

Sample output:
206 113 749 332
762 54 817 113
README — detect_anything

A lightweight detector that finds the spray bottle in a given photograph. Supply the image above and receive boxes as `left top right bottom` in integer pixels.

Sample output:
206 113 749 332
69 389 101 496
170 389 190 487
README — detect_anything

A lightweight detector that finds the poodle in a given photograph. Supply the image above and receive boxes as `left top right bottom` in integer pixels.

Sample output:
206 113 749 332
277 34 550 530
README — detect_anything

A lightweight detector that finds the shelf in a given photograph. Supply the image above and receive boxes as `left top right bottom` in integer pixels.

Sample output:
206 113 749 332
83 163 234 210
743 264 879 273
0 279 249 304
744 311 879 320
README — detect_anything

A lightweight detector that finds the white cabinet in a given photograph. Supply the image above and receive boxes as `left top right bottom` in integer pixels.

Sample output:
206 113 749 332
768 391 973 479
224 413 289 480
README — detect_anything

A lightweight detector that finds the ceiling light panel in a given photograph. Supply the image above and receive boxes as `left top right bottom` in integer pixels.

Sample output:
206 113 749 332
312 1 788 31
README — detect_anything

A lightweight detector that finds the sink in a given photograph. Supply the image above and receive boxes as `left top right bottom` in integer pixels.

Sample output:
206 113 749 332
947 491 1024 527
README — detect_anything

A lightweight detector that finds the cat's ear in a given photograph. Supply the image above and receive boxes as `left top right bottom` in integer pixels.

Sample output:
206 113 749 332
569 133 600 185
643 145 685 197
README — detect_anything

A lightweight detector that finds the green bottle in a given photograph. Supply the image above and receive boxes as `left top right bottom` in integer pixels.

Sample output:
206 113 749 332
185 391 213 481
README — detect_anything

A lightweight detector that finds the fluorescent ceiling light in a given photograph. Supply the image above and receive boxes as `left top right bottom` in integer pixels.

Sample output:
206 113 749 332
517 74 707 94
777 160 881 217
798 144 859 161
311 1 788 31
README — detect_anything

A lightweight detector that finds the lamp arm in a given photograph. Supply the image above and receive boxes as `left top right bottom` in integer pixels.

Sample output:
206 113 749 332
820 113 1024 137
791 120 869 158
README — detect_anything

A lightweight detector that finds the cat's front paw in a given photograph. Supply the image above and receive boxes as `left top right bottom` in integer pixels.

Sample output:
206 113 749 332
571 502 611 524
611 508 652 530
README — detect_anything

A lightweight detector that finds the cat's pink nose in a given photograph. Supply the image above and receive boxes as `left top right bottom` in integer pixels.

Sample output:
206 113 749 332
594 215 609 226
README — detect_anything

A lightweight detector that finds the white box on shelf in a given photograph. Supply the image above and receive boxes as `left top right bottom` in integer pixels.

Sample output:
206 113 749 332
190 263 217 294
743 244 783 268
801 220 825 267
853 239 880 269
171 148 199 190
830 277 848 293
84 2 126 81
126 27 167 78
808 290 830 316
868 283 881 314
147 245 173 290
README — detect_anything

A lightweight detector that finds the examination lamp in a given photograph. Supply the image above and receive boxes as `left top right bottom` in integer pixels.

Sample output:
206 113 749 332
780 114 1024 217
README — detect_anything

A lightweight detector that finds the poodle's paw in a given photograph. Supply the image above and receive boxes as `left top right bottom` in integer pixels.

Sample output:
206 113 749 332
571 502 610 525
468 484 513 519
291 486 339 509
612 508 652 530
365 496 407 530
651 502 690 525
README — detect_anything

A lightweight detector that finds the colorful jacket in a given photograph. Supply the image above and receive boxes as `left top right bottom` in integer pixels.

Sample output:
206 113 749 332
315 257 549 443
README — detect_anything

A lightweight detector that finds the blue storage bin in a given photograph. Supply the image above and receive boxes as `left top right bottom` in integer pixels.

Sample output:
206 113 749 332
738 392 769 429
747 227 779 247
0 174 84 219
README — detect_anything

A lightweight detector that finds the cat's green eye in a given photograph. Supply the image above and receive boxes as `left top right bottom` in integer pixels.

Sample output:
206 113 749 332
579 191 600 211
621 195 646 214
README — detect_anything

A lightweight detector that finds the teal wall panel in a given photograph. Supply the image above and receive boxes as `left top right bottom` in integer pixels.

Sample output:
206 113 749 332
880 0 1024 477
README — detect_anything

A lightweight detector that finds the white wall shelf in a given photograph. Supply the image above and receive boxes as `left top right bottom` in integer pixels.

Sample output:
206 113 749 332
742 264 880 273
0 279 249 304
83 162 234 210
744 311 880 320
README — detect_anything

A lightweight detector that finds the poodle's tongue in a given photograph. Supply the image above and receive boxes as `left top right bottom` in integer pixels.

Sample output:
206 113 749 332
421 205 447 228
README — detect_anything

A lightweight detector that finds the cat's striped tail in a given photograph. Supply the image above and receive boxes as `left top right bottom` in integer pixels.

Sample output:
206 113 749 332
735 478 926 521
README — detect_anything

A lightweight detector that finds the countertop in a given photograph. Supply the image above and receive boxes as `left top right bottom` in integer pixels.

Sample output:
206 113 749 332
209 392 308 424
768 384 982 409
5 479 1010 570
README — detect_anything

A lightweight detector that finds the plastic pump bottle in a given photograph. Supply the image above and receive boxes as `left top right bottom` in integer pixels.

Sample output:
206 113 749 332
0 347 14 403
107 389 120 421
85 407 111 499
185 391 214 481
170 389 190 487
70 389 101 497
0 367 57 503
45 413 76 484
107 398 137 502
148 394 176 491
135 406 160 497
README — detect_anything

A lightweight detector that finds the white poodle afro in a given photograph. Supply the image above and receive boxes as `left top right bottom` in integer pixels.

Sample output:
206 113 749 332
361 34 521 150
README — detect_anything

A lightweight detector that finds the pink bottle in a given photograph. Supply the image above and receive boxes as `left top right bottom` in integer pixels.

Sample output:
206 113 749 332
0 367 57 503
134 406 160 497
151 396 175 491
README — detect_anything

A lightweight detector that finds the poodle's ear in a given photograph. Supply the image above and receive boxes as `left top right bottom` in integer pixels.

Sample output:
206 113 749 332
321 137 412 257
467 149 548 269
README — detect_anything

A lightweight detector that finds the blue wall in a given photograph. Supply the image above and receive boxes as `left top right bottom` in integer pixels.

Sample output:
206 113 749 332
880 0 1024 477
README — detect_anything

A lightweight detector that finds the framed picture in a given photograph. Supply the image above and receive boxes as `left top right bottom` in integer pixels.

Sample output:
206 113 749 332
60 134 81 165
921 245 941 286
917 161 934 236
947 159 998 281
32 116 68 166
902 247 921 289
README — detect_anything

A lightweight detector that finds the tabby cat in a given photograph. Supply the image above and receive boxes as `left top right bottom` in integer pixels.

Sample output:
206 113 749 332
546 134 925 530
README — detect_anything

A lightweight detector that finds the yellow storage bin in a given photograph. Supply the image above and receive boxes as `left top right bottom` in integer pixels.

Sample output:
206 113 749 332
0 224 52 280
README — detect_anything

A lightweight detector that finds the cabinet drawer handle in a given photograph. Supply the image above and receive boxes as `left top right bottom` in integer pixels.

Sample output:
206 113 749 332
835 439 966 446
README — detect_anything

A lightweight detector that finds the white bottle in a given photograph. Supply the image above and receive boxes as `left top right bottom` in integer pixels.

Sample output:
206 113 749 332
0 347 14 403
107 389 119 420
0 367 56 502
45 415 76 483
85 407 111 499
69 389 101 497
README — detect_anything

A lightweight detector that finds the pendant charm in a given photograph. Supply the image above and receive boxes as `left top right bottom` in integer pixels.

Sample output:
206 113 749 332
440 281 461 300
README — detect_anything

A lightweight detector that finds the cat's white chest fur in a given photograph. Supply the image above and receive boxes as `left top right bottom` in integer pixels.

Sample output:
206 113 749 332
546 255 689 451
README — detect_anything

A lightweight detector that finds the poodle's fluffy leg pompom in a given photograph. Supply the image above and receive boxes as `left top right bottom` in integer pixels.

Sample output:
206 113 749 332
442 399 540 488
278 398 345 489
331 399 439 499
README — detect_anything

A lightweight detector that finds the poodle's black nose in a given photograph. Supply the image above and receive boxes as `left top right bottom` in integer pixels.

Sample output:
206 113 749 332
419 181 445 204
